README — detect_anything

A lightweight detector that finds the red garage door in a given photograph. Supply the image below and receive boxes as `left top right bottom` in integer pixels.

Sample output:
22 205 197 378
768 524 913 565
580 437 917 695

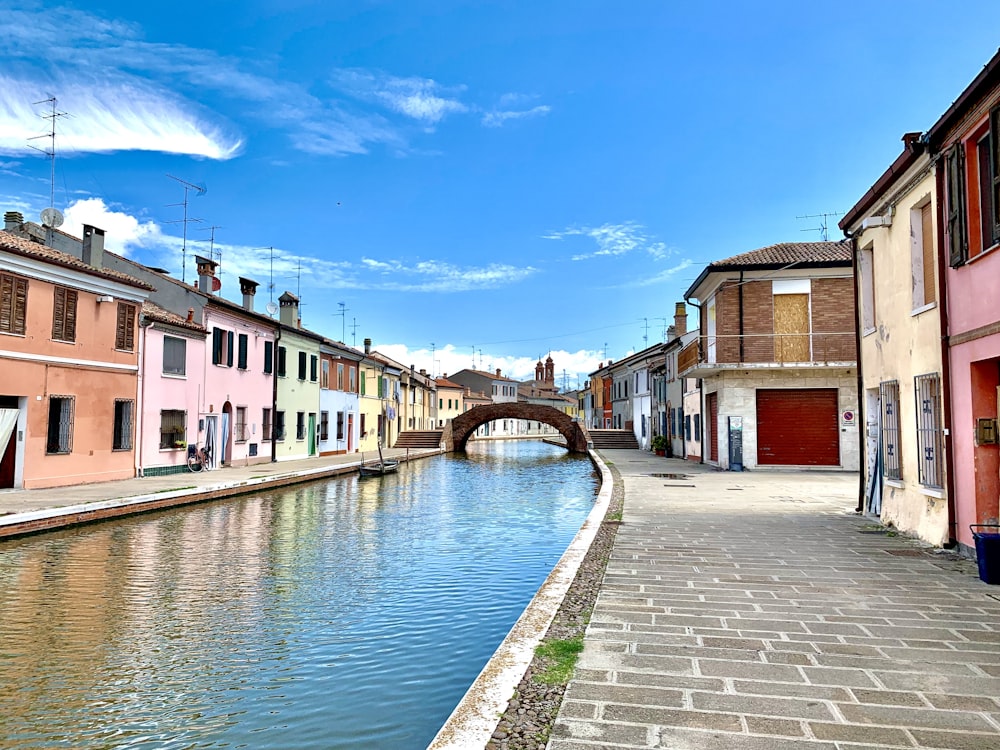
756 389 839 466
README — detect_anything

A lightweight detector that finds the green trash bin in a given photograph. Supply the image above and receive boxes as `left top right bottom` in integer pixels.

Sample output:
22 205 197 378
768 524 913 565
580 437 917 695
970 525 1000 585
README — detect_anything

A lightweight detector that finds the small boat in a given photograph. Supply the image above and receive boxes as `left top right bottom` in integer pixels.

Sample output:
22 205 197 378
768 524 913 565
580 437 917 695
359 444 400 477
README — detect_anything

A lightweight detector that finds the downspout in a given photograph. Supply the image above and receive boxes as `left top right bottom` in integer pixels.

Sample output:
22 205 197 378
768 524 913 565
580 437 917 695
685 296 706 464
738 271 745 361
934 155 958 547
271 326 281 463
844 228 866 514
136 318 147 478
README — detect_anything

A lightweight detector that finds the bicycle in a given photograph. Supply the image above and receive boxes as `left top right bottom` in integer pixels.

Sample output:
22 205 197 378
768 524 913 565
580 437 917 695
187 444 211 472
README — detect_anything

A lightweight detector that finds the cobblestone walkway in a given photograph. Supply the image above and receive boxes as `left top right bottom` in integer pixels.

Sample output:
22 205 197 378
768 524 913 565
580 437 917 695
549 452 1000 750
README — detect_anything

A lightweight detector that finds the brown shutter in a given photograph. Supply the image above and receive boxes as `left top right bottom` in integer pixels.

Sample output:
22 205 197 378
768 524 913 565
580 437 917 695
0 273 10 332
116 302 135 350
65 289 77 341
991 106 1000 245
946 144 968 267
921 204 935 305
52 287 65 340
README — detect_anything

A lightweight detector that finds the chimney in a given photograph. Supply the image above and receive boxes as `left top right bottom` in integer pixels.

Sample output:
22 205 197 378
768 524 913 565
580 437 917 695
674 301 688 337
239 277 259 312
419 368 426 376
4 211 23 232
195 255 218 294
186 308 194 323
496 368 502 378
364 337 372 355
278 291 299 327
82 225 106 269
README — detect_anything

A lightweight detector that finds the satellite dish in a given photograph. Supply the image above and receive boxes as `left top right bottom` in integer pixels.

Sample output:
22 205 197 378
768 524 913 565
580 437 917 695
40 207 64 228
266 301 279 316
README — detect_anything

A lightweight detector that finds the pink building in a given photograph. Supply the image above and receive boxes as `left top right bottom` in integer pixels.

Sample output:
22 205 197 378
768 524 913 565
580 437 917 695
928 51 1000 553
0 227 151 488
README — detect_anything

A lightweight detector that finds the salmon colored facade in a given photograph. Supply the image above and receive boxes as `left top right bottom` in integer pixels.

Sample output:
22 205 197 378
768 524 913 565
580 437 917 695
0 232 150 489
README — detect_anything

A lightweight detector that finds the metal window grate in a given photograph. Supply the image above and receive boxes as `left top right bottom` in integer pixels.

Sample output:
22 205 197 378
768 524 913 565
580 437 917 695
914 373 944 488
880 380 901 480
113 399 133 451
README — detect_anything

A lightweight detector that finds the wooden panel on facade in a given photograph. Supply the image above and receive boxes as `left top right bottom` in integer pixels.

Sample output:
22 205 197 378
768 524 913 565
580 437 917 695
774 294 810 362
707 392 718 462
678 340 699 373
757 388 839 466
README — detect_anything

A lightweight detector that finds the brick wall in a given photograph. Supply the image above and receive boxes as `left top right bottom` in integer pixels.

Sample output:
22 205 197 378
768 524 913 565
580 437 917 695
715 283 741 362
742 280 774 363
812 277 856 361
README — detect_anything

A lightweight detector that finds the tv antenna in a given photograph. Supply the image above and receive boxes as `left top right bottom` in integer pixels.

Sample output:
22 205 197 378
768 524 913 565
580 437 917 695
430 342 436 377
655 317 669 342
350 317 359 347
796 211 842 242
267 247 275 302
28 97 69 217
335 302 349 342
640 317 650 348
199 225 223 290
166 174 207 282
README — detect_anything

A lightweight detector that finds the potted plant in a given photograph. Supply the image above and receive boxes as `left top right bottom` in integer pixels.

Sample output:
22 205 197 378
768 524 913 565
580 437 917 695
651 435 668 457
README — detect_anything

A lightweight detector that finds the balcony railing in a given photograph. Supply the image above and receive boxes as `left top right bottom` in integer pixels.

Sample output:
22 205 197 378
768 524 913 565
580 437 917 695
678 332 855 375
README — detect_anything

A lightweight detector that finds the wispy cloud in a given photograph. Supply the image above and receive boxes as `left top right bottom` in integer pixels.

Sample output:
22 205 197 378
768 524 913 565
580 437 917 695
331 70 468 124
624 259 693 287
543 221 674 261
482 104 551 128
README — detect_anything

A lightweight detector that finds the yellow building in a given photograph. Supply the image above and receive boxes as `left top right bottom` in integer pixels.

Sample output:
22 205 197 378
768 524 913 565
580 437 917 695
358 339 401 452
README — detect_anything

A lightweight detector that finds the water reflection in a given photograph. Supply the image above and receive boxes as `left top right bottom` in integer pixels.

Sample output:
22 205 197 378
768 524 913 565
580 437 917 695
0 440 596 749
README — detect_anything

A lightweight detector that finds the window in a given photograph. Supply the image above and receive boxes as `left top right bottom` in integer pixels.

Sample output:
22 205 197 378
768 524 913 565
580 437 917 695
296 411 306 440
880 380 902 481
235 406 247 442
337 363 344 390
685 414 692 441
911 201 936 308
349 366 356 392
163 336 187 376
159 409 185 449
275 410 286 441
45 396 74 453
237 334 248 370
945 106 1000 266
321 360 330 389
0 272 28 335
360 369 367 396
860 244 875 331
51 286 77 342
113 399 133 450
298 351 307 380
360 413 366 435
320 411 329 440
439 398 443 409
115 302 137 351
914 374 944 488
211 327 233 366
277 346 287 377
310 355 318 382
694 414 701 441
264 341 274 374
337 411 345 440
262 408 272 441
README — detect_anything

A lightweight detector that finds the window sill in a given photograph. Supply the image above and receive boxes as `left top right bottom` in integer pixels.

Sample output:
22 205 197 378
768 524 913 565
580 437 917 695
965 241 1000 265
919 486 945 499
884 478 904 489
162 373 187 379
52 338 76 345
862 327 877 338
910 301 937 317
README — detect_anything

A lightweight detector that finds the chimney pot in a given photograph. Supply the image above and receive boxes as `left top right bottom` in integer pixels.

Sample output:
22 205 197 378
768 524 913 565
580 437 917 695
496 368 501 377
82 225 106 269
673 301 688 336
239 277 259 312
364 337 372 355
4 211 24 232
186 308 194 323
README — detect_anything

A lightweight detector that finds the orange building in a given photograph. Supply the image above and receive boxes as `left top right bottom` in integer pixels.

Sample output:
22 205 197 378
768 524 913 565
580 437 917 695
0 227 151 488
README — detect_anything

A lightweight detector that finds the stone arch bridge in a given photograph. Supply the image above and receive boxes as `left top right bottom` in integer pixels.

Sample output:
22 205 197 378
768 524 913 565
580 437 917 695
442 403 589 453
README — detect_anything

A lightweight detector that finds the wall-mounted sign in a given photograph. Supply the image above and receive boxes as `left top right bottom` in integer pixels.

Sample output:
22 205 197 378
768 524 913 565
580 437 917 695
842 410 856 427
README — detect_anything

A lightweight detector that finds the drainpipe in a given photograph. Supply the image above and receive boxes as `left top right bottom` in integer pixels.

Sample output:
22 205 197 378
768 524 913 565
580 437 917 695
271 326 281 463
934 157 959 547
685 295 706 464
738 271 745 362
843 229 866 514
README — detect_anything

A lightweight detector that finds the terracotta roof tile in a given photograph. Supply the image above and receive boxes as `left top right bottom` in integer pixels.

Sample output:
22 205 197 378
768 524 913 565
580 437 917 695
141 301 206 332
0 231 154 290
712 241 851 268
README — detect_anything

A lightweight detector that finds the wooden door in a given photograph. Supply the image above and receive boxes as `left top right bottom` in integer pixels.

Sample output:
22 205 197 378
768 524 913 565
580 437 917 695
707 392 718 462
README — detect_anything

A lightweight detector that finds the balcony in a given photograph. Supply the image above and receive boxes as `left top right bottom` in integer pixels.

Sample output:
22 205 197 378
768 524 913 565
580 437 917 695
677 332 856 378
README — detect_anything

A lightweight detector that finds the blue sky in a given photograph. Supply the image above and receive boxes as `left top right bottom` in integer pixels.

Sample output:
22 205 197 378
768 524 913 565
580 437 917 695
2 1 999 386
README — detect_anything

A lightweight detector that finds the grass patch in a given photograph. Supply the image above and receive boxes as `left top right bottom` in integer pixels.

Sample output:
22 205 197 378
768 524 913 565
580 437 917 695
533 636 584 685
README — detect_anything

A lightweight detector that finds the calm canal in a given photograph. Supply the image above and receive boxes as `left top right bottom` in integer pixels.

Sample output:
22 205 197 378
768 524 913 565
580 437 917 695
0 441 597 749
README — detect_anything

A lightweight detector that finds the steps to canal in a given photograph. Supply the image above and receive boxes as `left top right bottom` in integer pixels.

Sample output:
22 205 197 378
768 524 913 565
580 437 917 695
394 430 444 449
588 429 640 450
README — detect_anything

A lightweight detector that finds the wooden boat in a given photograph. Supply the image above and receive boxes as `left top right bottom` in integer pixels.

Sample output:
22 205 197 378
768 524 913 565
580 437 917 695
359 444 400 477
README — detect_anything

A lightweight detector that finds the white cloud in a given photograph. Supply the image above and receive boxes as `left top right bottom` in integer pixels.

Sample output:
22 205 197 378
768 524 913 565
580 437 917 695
482 105 551 128
625 259 694 287
544 221 676 261
62 197 163 256
331 69 468 124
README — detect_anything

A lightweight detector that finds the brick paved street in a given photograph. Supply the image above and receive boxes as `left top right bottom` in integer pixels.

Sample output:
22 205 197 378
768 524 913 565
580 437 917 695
550 451 1000 750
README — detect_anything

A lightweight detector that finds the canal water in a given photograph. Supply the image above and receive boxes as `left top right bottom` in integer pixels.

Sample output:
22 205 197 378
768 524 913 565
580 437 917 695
0 441 597 749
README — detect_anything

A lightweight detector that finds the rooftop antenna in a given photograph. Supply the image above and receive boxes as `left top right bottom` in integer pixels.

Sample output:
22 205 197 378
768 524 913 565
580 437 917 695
350 317 359 347
199 225 223 292
603 342 608 360
641 317 650 348
166 174 207 282
28 97 69 218
335 302 349 342
267 247 275 302
430 342 436 377
655 317 669 342
796 211 842 242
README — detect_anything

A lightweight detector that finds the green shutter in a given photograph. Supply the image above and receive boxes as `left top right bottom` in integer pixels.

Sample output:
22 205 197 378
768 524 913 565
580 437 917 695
212 327 223 365
264 341 273 373
946 144 968 267
226 330 234 367
238 334 248 370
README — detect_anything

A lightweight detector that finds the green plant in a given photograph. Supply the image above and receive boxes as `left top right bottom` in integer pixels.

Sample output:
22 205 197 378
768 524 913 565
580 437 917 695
651 435 668 451
534 636 584 685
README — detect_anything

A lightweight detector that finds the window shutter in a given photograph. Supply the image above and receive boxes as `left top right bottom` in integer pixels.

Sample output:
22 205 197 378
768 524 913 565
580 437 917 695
0 274 11 332
991 106 1000 244
311 355 318 381
5 276 28 335
64 289 77 342
212 327 223 365
264 341 273 373
116 302 135 350
946 145 968 267
278 346 287 377
238 333 248 370
226 330 234 367
298 351 307 380
52 287 65 340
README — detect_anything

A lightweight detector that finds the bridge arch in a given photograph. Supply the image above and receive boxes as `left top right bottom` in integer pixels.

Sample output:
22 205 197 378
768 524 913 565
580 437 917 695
443 403 589 453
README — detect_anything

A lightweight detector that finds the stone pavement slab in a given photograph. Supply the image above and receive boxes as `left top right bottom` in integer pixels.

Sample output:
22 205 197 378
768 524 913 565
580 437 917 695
549 451 1000 750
